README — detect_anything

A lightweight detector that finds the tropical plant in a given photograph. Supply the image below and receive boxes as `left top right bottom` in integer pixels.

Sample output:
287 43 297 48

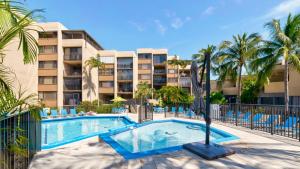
216 33 262 104
251 13 300 113
241 78 259 104
210 91 227 104
0 0 42 91
193 45 218 87
156 86 191 107
135 82 154 104
76 100 99 112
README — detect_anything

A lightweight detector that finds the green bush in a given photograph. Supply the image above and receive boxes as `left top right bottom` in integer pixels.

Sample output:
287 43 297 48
76 100 98 112
96 104 113 114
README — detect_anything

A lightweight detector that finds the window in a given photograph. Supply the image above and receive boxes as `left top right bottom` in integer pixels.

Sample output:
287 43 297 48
39 61 57 69
153 54 167 64
62 32 83 39
138 53 151 59
64 47 82 60
38 76 57 85
38 92 57 100
139 74 151 80
168 69 177 74
39 32 57 38
39 45 57 54
100 56 114 64
138 64 151 70
99 81 114 88
117 58 133 69
99 69 114 76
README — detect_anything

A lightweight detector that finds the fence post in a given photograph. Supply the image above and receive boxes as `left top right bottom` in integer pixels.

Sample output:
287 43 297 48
250 108 253 130
235 104 238 126
271 106 274 135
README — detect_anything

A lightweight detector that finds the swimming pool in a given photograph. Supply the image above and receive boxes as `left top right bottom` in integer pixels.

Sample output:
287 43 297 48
99 119 238 159
42 116 135 149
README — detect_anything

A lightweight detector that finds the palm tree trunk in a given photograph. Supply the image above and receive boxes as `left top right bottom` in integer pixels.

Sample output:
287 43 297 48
284 60 289 116
237 66 242 104
177 65 180 87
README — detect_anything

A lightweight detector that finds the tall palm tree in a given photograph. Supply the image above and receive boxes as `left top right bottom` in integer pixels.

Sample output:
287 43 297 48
216 33 262 104
193 45 218 86
84 54 104 105
0 0 42 91
252 13 300 114
135 81 154 105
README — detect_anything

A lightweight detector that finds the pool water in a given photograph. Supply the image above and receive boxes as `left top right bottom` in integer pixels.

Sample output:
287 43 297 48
42 117 133 149
111 121 225 153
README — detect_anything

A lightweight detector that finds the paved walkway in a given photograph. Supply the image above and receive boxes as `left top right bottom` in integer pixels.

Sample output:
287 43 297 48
29 114 300 169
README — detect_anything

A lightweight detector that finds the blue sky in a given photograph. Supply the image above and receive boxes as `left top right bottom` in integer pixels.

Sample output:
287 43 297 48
26 0 300 60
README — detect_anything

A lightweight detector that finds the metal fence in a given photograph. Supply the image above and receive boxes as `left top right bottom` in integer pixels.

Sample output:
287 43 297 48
213 104 300 141
160 104 300 141
0 111 41 169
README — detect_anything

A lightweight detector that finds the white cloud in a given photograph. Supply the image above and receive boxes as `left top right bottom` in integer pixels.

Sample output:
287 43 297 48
202 6 215 15
171 18 183 29
128 21 145 32
263 0 300 19
154 20 167 35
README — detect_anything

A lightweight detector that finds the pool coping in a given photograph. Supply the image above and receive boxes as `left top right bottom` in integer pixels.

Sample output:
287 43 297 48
99 119 239 160
41 115 136 150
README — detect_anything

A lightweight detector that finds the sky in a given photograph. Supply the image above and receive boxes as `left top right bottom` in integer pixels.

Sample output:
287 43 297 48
25 0 300 60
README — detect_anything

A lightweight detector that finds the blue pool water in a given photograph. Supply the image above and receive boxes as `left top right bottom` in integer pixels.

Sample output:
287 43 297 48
42 116 134 149
100 120 238 159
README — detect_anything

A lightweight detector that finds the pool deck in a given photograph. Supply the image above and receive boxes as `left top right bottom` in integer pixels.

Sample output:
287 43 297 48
29 113 300 169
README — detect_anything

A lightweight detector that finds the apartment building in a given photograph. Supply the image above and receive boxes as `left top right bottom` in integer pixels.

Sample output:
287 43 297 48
258 63 300 105
4 22 194 107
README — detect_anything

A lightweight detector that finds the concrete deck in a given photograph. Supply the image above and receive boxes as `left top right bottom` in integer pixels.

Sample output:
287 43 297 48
29 113 300 169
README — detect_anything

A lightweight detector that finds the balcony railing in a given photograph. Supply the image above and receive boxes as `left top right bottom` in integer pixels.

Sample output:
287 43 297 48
64 54 82 61
118 75 133 80
154 69 166 74
117 64 133 69
180 77 191 87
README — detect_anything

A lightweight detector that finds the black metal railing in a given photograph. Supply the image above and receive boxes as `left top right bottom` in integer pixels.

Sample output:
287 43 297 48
212 104 300 141
0 111 41 169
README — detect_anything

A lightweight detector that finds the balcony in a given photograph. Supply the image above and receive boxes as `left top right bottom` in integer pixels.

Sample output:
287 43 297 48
99 76 114 81
38 54 58 61
38 69 57 76
64 71 82 77
138 59 151 64
99 87 114 93
118 83 133 93
153 78 167 85
264 82 284 93
180 77 191 87
154 69 166 74
117 70 133 81
38 84 57 91
63 93 81 106
64 54 82 61
117 64 133 69
64 78 82 91
38 38 58 46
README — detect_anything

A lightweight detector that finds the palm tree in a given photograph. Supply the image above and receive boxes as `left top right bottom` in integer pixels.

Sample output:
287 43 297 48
216 33 262 104
84 54 104 106
135 82 154 106
0 0 42 91
193 45 218 86
252 13 300 114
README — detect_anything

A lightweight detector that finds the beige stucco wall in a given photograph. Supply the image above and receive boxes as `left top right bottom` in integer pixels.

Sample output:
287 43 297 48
81 40 99 102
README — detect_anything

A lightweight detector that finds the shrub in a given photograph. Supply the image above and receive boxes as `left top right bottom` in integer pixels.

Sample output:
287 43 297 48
96 104 113 114
76 100 98 112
